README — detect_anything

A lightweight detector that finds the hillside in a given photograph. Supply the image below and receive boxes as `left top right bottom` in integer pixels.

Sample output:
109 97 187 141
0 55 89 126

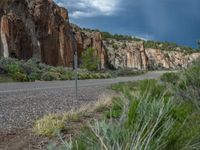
0 0 200 71
83 28 200 70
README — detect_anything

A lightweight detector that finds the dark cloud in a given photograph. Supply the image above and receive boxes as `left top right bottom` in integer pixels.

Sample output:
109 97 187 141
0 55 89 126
55 0 200 47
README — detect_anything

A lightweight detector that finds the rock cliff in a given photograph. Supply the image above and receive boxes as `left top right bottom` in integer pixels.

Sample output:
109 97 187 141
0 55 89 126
71 24 107 69
105 39 200 70
104 39 147 70
0 0 199 70
0 0 74 66
145 49 200 70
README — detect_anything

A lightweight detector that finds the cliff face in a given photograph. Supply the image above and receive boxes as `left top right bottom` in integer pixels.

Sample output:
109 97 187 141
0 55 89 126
71 25 107 69
105 39 200 70
0 0 74 66
146 49 200 70
0 0 199 70
104 39 147 70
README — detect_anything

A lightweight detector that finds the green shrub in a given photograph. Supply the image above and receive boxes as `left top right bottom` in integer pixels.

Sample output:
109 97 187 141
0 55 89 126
81 47 99 71
122 43 127 49
11 72 28 82
6 63 24 74
0 57 114 82
22 59 41 75
160 72 179 85
177 59 200 109
60 71 73 80
78 72 89 80
53 67 66 75
104 97 123 118
112 43 118 50
41 72 61 81
28 72 41 81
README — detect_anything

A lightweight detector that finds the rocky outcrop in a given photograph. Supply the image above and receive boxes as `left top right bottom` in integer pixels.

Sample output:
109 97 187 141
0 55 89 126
71 25 107 69
0 0 74 66
105 39 200 70
146 49 200 70
104 39 148 70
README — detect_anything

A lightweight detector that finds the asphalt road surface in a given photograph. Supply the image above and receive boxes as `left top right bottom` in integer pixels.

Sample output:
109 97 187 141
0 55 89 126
0 71 169 132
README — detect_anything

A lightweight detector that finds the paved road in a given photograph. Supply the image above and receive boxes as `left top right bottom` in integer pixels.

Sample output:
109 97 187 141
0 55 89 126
0 71 169 132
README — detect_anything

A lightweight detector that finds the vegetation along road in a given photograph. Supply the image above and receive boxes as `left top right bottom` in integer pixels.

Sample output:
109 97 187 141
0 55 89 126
0 71 169 132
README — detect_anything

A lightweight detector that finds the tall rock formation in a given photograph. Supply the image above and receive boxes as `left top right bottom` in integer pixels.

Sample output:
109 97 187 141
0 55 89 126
104 39 148 70
71 25 107 69
145 49 200 69
105 39 200 70
0 0 74 66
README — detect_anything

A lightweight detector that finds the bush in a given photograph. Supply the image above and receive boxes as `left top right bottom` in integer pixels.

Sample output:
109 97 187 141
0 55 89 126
78 72 90 80
60 71 73 80
0 57 116 82
81 47 100 71
41 72 61 81
177 59 200 109
28 72 41 81
6 63 24 74
160 72 179 85
11 72 28 82
112 43 118 50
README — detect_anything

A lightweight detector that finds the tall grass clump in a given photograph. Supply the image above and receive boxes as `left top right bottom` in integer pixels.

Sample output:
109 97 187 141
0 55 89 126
177 59 200 109
160 72 179 85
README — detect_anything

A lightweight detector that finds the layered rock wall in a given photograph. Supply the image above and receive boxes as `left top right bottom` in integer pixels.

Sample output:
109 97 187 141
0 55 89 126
71 25 107 69
105 39 200 70
0 0 74 66
104 39 148 70
145 49 200 69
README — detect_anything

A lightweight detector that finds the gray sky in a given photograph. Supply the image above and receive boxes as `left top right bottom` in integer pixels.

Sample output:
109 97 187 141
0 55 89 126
54 0 200 48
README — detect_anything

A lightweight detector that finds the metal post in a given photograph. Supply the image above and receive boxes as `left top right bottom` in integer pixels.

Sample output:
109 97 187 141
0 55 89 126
74 51 78 100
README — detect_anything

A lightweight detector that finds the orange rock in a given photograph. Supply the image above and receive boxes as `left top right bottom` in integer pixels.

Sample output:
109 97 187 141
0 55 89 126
0 0 74 66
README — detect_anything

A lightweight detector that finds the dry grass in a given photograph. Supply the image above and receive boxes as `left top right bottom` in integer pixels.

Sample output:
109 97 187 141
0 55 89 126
33 114 66 137
33 93 115 137
77 93 114 114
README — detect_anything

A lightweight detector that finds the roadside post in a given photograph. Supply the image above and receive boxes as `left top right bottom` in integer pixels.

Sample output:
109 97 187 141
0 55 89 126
73 31 78 100
74 50 78 100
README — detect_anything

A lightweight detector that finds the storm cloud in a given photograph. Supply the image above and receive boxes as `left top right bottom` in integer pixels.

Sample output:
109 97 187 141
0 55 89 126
54 0 200 47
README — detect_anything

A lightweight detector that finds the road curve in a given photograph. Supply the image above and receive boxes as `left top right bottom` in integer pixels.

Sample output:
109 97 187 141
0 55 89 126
0 71 169 131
